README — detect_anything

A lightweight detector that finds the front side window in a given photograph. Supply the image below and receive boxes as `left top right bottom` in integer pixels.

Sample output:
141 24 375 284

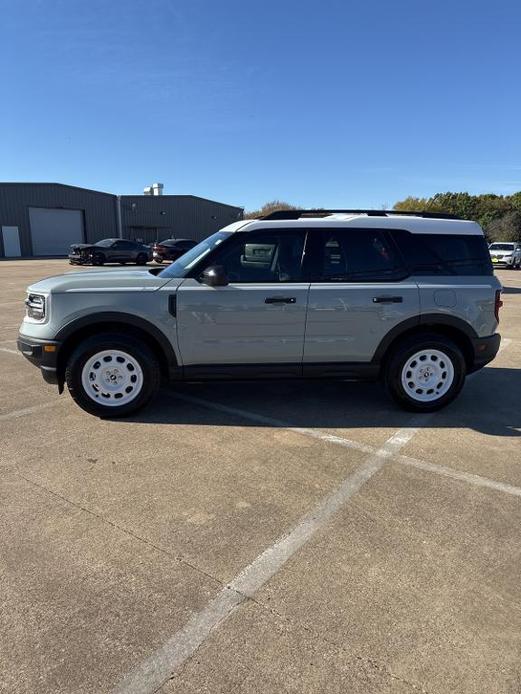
317 229 406 282
208 230 306 283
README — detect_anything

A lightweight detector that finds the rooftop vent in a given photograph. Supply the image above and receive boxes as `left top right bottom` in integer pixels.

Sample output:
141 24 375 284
144 182 164 196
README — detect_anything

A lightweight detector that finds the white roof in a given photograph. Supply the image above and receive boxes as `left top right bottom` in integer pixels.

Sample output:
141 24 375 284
222 214 483 236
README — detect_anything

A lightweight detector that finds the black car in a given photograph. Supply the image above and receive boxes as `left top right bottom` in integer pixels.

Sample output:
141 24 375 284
152 238 197 263
69 239 152 266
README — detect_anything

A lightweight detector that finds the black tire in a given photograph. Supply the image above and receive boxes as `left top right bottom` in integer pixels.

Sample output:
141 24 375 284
119 261 127 265
155 257 164 264
65 334 161 418
384 333 466 412
92 252 105 266
136 253 148 265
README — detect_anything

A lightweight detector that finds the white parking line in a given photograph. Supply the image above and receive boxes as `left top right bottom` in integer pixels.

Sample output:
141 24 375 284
0 402 60 422
112 419 425 694
0 346 18 355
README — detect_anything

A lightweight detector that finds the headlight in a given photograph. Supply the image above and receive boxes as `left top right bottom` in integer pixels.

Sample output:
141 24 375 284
25 293 46 321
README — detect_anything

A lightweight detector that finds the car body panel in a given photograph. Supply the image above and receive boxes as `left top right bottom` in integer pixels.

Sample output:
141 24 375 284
175 278 310 364
303 280 421 362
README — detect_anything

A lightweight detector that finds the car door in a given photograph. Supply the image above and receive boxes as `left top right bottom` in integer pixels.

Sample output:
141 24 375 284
108 240 127 261
175 229 310 373
303 227 420 369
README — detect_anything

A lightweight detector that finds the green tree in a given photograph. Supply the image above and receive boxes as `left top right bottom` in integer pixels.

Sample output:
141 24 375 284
486 211 521 242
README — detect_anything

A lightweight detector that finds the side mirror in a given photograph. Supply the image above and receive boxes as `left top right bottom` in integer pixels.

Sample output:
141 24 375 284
201 265 229 287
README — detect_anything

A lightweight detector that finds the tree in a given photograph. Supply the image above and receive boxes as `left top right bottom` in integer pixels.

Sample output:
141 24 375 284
486 211 521 243
244 200 297 219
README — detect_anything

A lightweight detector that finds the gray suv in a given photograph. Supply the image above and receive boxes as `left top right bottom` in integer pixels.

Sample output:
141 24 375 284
18 210 502 417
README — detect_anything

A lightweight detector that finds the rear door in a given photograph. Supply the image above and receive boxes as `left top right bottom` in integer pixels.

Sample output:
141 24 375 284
176 229 309 370
303 227 420 367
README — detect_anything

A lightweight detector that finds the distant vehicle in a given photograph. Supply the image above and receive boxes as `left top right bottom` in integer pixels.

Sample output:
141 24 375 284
69 239 152 266
152 238 197 263
488 242 521 269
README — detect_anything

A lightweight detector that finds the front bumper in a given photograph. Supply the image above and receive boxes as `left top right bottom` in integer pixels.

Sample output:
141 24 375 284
468 333 501 373
17 334 61 385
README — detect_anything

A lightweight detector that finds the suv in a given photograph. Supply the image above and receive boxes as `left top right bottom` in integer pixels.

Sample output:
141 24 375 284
488 241 521 269
18 210 502 417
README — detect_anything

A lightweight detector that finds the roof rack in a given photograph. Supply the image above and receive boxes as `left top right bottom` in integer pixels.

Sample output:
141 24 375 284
261 209 461 221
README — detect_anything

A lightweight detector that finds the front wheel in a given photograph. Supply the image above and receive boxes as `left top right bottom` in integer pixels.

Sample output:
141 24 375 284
91 252 105 266
65 334 161 417
384 334 466 412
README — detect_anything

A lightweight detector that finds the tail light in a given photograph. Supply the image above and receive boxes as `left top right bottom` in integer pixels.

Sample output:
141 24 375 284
494 290 503 323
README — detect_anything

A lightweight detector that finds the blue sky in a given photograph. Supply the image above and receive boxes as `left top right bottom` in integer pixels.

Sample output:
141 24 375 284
1 0 520 210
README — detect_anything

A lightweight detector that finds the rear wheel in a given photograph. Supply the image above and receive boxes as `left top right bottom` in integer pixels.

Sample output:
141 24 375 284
65 334 161 417
384 333 466 412
136 253 148 265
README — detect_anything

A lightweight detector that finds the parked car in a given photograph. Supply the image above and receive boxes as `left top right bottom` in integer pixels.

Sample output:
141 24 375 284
19 209 501 417
152 238 197 263
69 238 152 266
488 241 521 269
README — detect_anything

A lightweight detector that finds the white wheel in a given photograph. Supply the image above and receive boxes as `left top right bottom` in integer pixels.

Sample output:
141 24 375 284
81 349 144 406
400 349 455 403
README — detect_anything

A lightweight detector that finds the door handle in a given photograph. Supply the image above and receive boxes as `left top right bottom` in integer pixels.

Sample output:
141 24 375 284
265 296 297 304
372 296 403 304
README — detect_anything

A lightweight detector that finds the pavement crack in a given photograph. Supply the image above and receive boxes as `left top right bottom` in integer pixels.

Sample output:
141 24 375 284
13 470 227 592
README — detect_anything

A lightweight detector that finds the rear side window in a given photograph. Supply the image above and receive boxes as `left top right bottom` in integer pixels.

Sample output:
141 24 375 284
318 229 407 282
391 231 493 276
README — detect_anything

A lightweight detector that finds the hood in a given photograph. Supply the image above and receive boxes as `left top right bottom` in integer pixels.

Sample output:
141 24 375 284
70 243 96 250
27 268 182 294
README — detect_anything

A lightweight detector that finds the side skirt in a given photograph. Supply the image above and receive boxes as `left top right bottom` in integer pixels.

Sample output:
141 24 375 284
178 362 380 382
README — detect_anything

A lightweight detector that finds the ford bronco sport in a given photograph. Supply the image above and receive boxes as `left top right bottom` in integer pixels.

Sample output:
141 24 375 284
18 210 502 417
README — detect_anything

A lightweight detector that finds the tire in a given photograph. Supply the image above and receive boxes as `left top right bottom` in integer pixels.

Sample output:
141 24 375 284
92 252 105 266
136 253 148 265
155 258 164 264
384 333 466 412
65 334 161 417
119 261 127 265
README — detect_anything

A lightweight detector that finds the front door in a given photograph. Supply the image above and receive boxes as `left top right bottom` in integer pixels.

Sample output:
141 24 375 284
176 229 309 372
303 227 420 366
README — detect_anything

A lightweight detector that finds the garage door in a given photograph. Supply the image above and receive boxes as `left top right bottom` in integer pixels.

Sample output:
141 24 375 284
29 207 84 256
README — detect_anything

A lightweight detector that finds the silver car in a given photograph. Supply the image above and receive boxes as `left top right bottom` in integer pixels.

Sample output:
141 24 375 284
18 210 502 417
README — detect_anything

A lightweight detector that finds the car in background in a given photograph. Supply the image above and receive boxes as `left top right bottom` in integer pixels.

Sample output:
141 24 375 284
69 239 152 266
152 238 197 263
488 241 521 269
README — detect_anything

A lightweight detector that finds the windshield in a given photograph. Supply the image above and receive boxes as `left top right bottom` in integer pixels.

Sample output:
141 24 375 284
158 231 232 278
95 239 116 247
489 243 515 251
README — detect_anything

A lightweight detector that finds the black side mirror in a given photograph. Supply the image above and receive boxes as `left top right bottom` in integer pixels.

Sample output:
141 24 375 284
201 265 229 287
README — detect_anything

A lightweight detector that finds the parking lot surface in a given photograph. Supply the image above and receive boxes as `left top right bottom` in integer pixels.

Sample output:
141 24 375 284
1 259 520 694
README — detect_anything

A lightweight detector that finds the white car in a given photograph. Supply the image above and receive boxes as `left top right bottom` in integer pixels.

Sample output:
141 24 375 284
489 242 521 269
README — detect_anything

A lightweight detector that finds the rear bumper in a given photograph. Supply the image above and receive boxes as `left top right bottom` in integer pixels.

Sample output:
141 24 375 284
17 334 61 385
468 333 501 373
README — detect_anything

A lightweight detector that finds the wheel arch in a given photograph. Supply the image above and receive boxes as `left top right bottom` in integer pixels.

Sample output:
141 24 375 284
55 312 180 389
373 314 477 373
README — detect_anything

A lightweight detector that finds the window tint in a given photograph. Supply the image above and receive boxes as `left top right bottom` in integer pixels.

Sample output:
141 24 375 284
319 229 405 281
209 231 305 283
116 240 136 250
392 231 492 276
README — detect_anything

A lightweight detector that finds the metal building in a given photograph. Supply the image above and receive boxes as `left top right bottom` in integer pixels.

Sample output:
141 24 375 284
0 183 243 257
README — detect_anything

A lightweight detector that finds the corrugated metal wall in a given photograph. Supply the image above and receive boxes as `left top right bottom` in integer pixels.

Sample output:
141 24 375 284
0 184 243 256
120 195 243 244
0 183 117 256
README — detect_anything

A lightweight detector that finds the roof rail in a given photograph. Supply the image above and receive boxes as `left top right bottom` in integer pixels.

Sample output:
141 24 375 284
261 209 461 221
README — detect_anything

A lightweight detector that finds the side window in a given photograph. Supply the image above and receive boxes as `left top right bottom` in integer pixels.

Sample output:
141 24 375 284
115 240 134 250
392 231 493 276
318 229 406 282
208 231 305 283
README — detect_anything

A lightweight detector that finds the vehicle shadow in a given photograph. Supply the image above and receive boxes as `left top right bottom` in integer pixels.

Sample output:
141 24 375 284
502 285 521 294
123 366 521 438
